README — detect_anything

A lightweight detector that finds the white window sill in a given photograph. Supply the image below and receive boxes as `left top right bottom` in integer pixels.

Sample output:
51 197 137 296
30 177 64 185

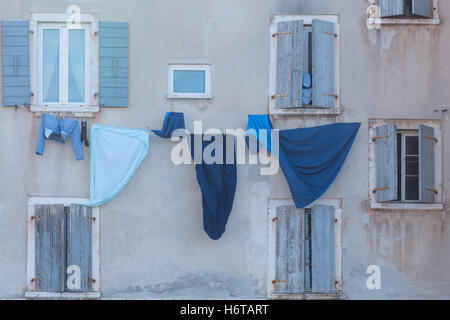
30 105 100 117
368 18 440 27
167 95 213 100
270 107 341 116
25 291 101 300
370 202 444 211
268 293 345 300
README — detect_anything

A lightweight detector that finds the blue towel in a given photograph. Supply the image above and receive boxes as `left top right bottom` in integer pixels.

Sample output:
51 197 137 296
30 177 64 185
190 134 237 240
36 114 84 161
152 112 185 138
87 125 149 207
302 73 312 105
247 115 360 208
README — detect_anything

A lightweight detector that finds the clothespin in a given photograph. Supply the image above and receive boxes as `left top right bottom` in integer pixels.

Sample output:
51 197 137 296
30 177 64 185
93 119 95 124
102 122 104 127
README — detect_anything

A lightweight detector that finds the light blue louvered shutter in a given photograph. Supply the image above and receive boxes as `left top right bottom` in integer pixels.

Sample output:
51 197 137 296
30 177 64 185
375 124 398 202
419 125 436 203
275 205 305 294
1 20 30 107
413 0 432 18
312 19 336 109
34 205 66 292
66 204 93 292
379 0 404 17
99 21 128 107
311 205 336 294
275 20 303 108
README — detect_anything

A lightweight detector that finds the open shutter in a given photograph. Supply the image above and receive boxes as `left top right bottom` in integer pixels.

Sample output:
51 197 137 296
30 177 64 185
275 20 303 108
312 19 336 109
34 205 65 292
419 125 436 203
1 20 30 106
66 204 93 292
375 124 398 202
311 205 336 294
379 0 404 17
413 0 432 18
99 21 128 107
274 205 304 294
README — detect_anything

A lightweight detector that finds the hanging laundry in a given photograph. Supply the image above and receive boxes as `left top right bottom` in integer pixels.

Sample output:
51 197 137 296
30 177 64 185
80 121 90 147
36 114 84 161
302 73 312 105
246 115 360 208
152 112 185 138
87 125 149 207
190 134 237 240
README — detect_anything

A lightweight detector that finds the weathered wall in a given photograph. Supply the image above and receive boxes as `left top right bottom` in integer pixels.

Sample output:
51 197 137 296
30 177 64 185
0 0 449 299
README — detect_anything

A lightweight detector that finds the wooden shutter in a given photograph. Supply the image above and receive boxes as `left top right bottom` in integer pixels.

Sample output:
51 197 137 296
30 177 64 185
275 20 303 109
412 0 432 18
275 205 305 294
312 19 336 109
99 21 128 107
375 124 398 202
34 205 65 292
379 0 404 17
419 125 436 203
1 20 30 106
311 205 336 294
66 205 93 292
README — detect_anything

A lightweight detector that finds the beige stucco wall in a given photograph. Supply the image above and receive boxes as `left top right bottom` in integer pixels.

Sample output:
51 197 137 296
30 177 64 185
0 0 449 299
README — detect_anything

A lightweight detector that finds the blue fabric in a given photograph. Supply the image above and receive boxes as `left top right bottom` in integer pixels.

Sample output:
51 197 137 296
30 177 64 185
190 134 237 240
246 115 360 208
87 125 149 207
302 73 312 105
152 112 185 138
36 114 84 161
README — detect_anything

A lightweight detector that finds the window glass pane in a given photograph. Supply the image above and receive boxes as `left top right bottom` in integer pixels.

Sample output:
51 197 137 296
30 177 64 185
405 176 419 200
405 136 418 155
42 29 60 103
405 156 419 175
173 70 206 93
68 29 85 103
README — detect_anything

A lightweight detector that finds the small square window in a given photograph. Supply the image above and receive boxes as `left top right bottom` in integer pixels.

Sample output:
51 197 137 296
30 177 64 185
168 64 211 99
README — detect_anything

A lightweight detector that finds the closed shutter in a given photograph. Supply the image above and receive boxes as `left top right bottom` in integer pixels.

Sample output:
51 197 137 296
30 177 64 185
419 125 436 203
66 204 93 292
275 20 303 109
99 21 128 107
1 20 30 106
412 0 432 18
379 0 404 17
311 205 336 294
34 205 65 292
274 205 305 294
375 124 398 202
312 19 336 109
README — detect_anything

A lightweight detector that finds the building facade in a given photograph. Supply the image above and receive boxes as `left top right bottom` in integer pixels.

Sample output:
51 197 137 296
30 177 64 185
0 0 449 299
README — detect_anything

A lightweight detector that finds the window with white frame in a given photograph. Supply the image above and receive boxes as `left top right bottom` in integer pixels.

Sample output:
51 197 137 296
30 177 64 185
30 13 99 113
167 64 211 99
367 0 440 27
26 197 100 299
267 199 342 298
369 119 443 210
269 15 340 115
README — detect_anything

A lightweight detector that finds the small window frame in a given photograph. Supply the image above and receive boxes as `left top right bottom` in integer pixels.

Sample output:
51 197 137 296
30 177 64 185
368 119 443 211
167 64 212 99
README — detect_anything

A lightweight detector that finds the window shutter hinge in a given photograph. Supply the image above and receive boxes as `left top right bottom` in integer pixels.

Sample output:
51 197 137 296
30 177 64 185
31 274 41 287
425 136 438 143
88 216 96 223
322 31 338 38
372 134 388 142
272 280 288 284
88 273 96 288
325 94 339 99
31 209 41 224
425 188 438 194
271 94 288 100
272 32 292 37
373 186 389 193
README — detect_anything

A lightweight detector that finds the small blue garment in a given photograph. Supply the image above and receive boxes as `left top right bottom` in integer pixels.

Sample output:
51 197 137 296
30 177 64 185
190 134 237 240
246 115 360 208
302 73 312 105
152 112 185 138
87 125 149 207
36 114 84 161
